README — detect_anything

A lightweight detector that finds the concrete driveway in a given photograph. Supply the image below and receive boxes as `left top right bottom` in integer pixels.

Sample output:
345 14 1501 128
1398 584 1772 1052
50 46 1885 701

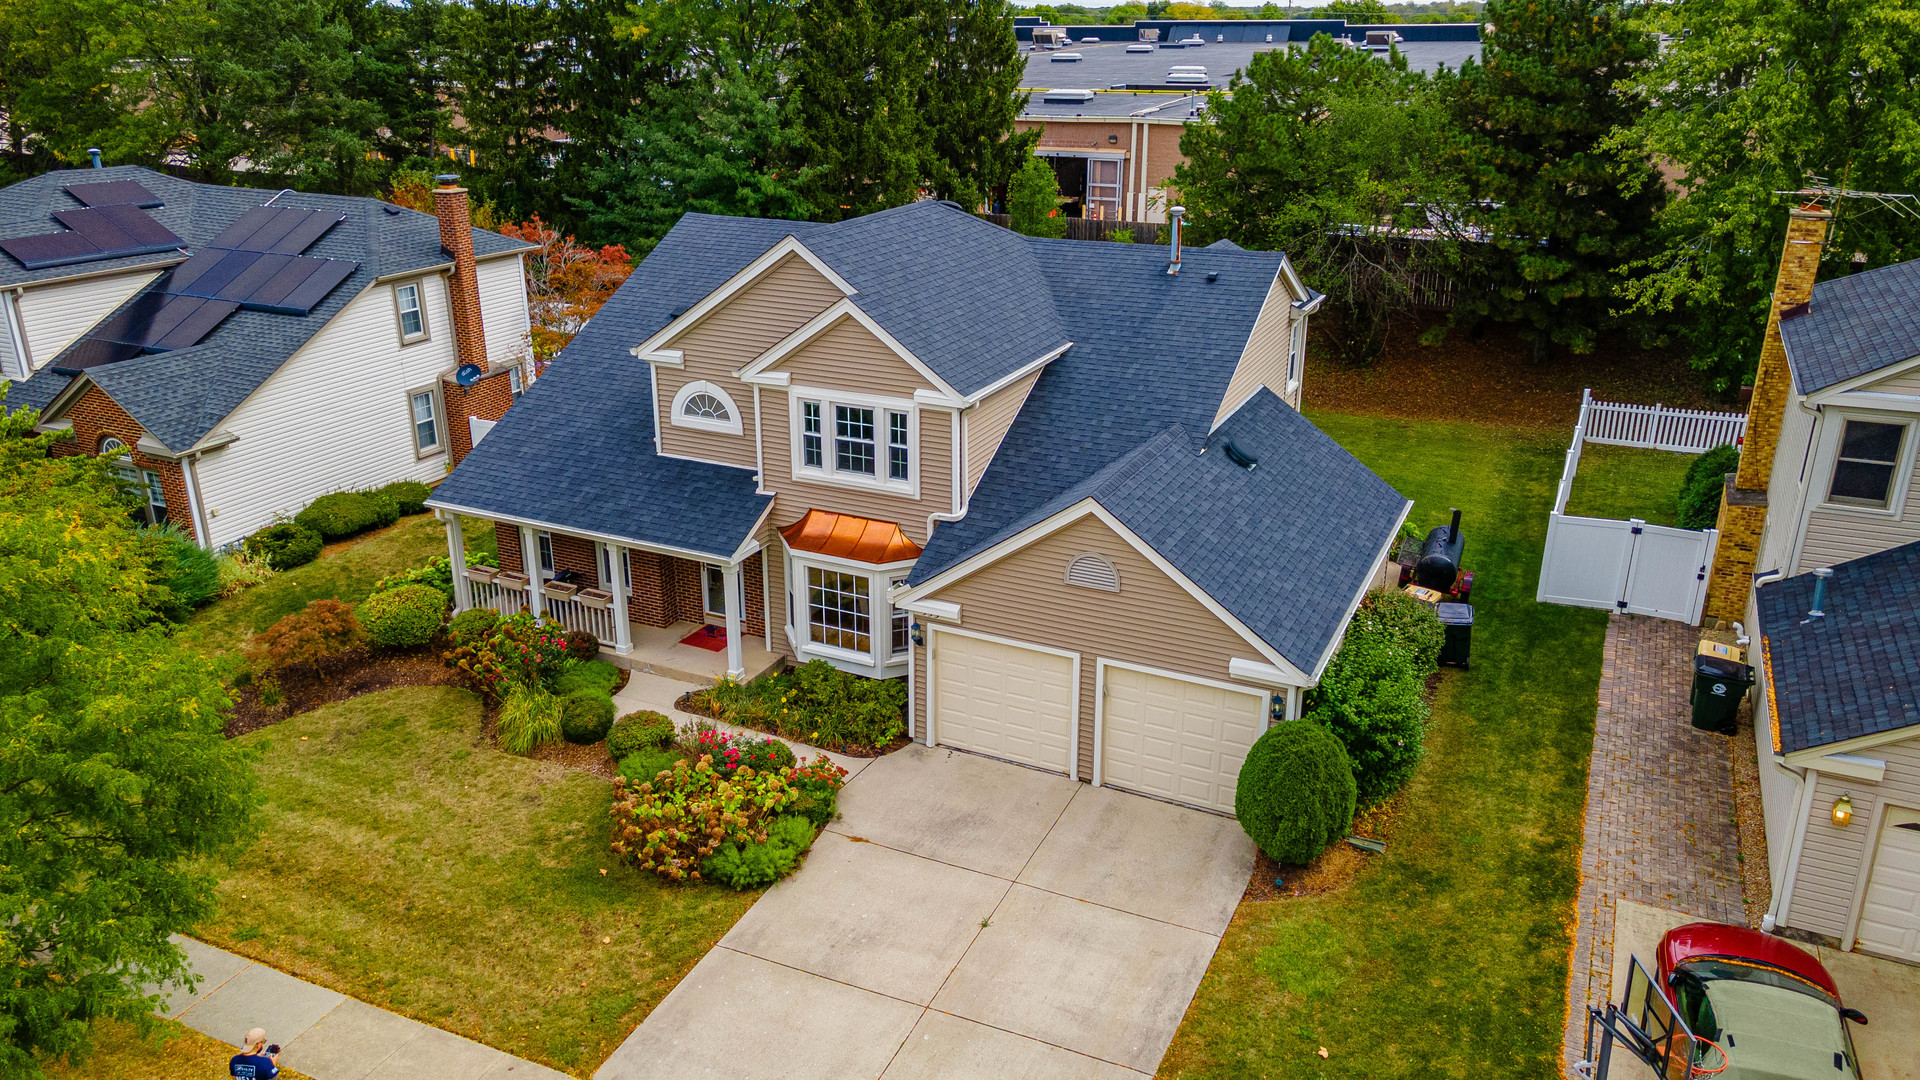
595 744 1255 1079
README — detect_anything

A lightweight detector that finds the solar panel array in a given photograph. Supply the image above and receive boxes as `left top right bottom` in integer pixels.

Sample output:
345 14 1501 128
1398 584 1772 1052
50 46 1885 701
0 183 182 270
52 202 360 373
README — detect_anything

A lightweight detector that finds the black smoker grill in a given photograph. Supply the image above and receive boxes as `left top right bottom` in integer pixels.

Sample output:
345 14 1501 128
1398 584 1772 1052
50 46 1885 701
1414 508 1466 593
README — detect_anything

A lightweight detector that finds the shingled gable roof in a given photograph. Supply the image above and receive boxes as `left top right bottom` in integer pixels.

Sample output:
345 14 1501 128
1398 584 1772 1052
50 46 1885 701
1779 258 1920 394
3 166 531 450
1758 540 1920 755
907 390 1408 678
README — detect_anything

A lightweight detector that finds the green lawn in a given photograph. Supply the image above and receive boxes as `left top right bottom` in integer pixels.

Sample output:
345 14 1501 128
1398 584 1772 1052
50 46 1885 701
195 685 758 1075
40 1018 314 1080
1562 442 1696 527
1159 413 1606 1079
181 512 495 661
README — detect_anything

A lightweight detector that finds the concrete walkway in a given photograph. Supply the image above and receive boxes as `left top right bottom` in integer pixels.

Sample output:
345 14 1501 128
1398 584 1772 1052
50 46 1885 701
595 742 1256 1080
1563 615 1746 1071
151 935 570 1080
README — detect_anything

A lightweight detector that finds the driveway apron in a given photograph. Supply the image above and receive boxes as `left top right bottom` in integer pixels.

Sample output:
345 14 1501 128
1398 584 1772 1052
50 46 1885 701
595 743 1255 1079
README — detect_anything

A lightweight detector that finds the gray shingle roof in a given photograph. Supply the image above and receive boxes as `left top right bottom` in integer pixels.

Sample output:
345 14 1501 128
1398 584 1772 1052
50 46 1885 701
2 167 531 449
1757 540 1920 753
1779 258 1920 393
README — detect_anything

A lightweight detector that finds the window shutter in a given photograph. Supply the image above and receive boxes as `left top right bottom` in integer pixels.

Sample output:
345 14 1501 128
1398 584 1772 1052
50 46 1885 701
1065 553 1120 593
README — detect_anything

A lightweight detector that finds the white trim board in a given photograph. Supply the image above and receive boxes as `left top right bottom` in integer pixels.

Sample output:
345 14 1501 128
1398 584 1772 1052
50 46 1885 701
738 299 967 405
629 237 855 362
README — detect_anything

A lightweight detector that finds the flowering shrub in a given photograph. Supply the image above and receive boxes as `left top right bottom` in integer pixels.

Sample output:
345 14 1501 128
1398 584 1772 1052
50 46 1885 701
609 756 806 883
691 660 905 752
444 611 570 698
684 726 796 778
790 757 849 827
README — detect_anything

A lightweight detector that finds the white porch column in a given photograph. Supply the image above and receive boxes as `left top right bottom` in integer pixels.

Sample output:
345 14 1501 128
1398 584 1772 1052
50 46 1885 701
445 513 470 611
609 544 633 655
723 560 745 679
520 525 544 617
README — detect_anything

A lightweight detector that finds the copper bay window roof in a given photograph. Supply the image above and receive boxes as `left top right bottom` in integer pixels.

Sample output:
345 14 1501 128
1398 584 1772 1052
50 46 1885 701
779 510 923 564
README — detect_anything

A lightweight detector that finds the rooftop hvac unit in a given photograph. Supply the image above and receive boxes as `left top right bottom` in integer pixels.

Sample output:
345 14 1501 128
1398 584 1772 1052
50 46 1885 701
1168 65 1207 72
1164 72 1209 84
1126 43 1155 52
1051 52 1083 62
1042 88 1097 103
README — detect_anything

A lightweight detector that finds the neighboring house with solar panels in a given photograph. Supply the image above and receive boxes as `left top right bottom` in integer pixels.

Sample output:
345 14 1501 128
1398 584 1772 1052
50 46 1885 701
1700 206 1920 961
0 167 535 550
427 200 1412 817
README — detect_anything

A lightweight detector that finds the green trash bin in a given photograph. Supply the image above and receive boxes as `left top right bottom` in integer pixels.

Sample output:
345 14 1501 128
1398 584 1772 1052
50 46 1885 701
1690 652 1753 735
1436 602 1473 668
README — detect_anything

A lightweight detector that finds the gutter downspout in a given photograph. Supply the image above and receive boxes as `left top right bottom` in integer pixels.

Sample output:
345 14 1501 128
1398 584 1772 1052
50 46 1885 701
178 452 213 548
3 288 29 377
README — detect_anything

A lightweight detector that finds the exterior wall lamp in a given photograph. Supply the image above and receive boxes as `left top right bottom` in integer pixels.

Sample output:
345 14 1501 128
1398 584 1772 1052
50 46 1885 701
909 621 925 648
1831 794 1853 828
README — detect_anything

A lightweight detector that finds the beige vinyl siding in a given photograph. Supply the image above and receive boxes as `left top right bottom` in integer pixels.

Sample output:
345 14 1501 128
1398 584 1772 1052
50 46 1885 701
654 254 841 468
762 389 953 545
920 513 1268 781
963 368 1040 498
1213 271 1295 425
1783 739 1920 942
192 278 458 549
1796 435 1920 571
16 270 164 370
1864 364 1920 395
774 314 931 398
475 255 533 366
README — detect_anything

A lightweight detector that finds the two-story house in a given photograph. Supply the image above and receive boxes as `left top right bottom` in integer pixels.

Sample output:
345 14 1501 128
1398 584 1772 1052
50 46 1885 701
1 167 534 549
429 200 1410 816
1705 205 1920 963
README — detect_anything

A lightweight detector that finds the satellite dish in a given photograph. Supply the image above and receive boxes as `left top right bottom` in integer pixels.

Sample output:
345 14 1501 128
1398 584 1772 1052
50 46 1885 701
455 363 484 386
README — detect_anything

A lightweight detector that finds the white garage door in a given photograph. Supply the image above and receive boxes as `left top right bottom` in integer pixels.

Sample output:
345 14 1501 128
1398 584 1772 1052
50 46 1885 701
1856 809 1920 961
1100 662 1267 814
932 629 1076 775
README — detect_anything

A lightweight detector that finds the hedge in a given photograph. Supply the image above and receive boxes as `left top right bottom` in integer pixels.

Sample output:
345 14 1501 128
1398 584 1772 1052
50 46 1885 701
1678 444 1740 530
243 522 323 571
294 491 390 540
359 584 447 647
376 480 432 516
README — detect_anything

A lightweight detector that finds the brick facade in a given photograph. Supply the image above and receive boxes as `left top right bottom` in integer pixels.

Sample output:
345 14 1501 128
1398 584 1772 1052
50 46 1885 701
1704 207 1830 622
495 521 522 573
491 520 767 640
50 383 195 541
442 367 517 467
434 181 488 372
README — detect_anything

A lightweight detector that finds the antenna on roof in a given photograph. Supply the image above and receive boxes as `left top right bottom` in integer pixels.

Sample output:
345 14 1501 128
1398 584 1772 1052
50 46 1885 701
1773 176 1919 219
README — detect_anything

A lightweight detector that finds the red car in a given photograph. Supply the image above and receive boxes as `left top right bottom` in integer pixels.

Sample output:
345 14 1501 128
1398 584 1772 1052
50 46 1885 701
1656 922 1869 1078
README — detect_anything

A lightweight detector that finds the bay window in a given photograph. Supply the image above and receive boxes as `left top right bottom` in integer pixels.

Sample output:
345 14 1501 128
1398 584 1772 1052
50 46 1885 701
784 553 915 675
807 567 870 653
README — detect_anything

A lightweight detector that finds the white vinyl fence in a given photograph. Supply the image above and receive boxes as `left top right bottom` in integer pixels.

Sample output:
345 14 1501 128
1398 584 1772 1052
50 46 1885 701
1536 391 1744 624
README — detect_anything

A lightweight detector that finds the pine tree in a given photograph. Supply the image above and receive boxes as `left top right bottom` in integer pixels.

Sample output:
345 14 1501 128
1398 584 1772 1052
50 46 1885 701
790 0 926 221
1445 0 1664 360
916 0 1038 210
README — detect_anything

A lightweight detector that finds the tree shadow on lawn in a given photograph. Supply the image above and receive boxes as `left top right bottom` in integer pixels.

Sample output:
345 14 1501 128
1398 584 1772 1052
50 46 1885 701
196 684 759 1074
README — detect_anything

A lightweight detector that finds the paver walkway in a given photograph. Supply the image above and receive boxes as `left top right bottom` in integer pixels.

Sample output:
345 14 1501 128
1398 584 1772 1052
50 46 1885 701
595 742 1256 1080
151 936 572 1079
1563 615 1745 1072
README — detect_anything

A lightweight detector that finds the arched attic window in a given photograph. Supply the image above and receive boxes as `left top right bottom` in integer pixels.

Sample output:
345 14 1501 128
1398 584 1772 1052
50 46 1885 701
670 380 743 436
1065 553 1120 593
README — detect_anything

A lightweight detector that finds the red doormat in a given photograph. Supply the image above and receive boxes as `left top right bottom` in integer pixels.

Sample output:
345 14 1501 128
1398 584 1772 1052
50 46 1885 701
679 625 728 652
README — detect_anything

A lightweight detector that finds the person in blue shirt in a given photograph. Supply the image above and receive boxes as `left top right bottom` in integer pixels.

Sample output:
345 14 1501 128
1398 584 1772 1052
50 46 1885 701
229 1028 279 1078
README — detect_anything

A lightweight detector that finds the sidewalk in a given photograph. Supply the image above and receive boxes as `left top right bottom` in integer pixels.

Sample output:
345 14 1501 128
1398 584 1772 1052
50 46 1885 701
150 936 569 1080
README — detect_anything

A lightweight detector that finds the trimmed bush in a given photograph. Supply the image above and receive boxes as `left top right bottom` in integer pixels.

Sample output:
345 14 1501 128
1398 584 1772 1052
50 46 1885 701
447 607 500 649
148 524 221 620
360 583 447 648
1305 632 1429 807
247 599 364 675
702 815 818 890
562 630 600 661
554 660 620 696
295 491 382 539
560 689 616 744
1350 589 1444 676
376 479 432 515
1677 444 1740 530
243 522 322 571
615 746 684 785
1235 721 1357 866
608 711 675 760
498 684 563 754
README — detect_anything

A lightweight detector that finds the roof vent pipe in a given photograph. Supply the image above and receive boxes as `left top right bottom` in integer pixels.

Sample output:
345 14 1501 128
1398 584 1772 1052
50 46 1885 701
1167 205 1185 275
1804 566 1833 621
88 148 103 169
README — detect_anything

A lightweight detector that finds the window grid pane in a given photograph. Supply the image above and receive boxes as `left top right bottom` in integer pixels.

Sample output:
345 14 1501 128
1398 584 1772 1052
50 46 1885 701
888 412 909 480
683 392 730 421
802 401 823 468
807 567 870 653
397 285 423 337
890 579 909 655
835 406 875 475
1831 420 1905 506
412 392 438 449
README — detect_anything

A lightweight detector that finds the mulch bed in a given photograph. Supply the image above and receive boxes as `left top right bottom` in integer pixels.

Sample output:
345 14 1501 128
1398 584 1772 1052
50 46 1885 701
672 690 910 759
1242 795 1404 902
224 644 467 737
1304 311 1720 431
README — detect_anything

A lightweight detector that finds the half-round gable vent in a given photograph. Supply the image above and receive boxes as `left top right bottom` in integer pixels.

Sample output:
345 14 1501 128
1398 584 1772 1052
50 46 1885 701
1065 553 1120 593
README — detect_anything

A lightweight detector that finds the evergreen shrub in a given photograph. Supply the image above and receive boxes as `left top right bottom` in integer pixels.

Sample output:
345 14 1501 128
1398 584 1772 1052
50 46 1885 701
1234 721 1357 865
359 584 447 647
244 522 322 571
560 688 616 743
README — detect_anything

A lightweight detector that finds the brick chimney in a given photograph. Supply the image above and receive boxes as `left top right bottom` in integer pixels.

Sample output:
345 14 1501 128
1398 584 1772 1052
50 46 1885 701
434 175 487 371
1702 205 1830 621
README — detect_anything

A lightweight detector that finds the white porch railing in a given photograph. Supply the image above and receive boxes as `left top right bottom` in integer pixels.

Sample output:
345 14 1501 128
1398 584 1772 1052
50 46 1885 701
1578 388 1748 454
467 577 525 617
541 595 619 644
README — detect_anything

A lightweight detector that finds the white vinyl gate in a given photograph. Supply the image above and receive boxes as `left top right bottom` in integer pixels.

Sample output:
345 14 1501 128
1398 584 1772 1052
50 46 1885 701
1537 514 1718 622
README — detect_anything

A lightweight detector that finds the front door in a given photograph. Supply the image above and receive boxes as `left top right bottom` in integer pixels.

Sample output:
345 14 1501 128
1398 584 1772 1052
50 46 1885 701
704 564 727 618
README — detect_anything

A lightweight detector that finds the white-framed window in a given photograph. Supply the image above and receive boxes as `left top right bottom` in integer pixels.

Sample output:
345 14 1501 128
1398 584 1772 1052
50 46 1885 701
807 566 870 654
670 380 743 436
889 577 910 655
1825 418 1909 510
408 387 443 457
509 365 524 399
704 564 727 617
1086 158 1121 221
536 530 555 576
393 281 428 343
99 436 166 525
791 387 915 494
1288 316 1306 390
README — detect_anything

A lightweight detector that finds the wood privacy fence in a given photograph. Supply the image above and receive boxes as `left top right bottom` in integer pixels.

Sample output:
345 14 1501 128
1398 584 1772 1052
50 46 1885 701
1577 388 1748 455
979 213 1163 244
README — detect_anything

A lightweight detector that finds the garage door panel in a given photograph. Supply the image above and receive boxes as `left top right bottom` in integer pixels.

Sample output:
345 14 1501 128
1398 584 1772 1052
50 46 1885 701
1101 664 1267 815
933 631 1075 775
1857 823 1920 960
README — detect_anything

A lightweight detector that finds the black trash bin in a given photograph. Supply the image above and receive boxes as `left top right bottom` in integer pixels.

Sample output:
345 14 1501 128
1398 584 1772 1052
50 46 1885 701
1690 650 1753 735
1436 602 1473 668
